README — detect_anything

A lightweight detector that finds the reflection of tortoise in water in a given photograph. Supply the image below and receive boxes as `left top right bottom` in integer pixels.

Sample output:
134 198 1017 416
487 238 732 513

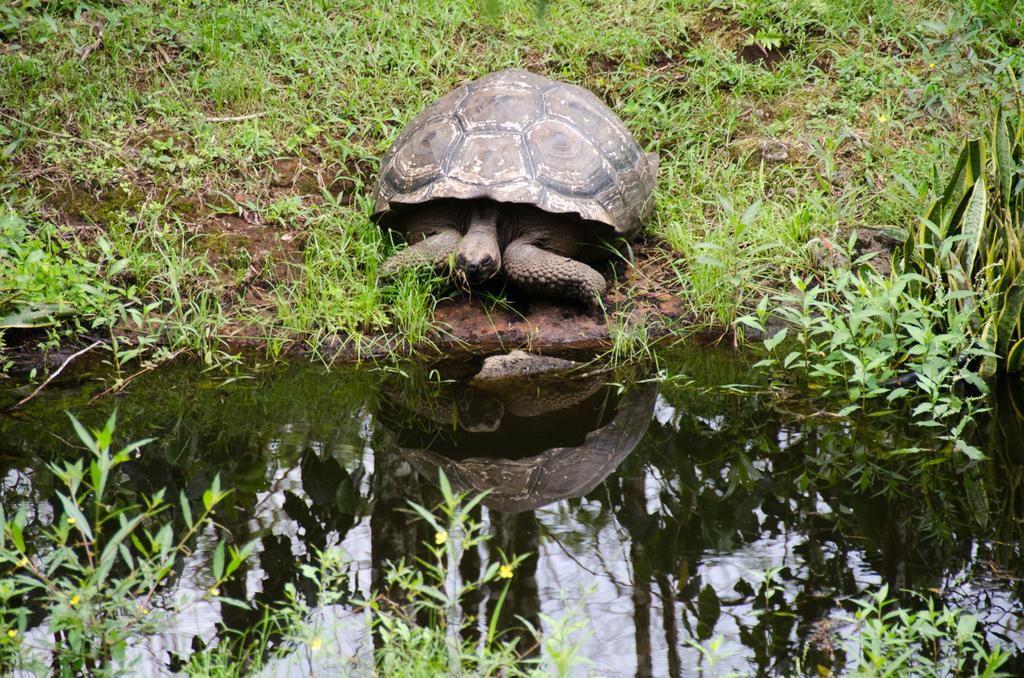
374 69 659 306
379 353 657 513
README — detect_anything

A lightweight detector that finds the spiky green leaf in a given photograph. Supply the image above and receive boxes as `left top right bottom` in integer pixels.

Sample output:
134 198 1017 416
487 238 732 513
996 270 1024 357
961 178 987 278
1006 337 1024 372
994 108 1013 205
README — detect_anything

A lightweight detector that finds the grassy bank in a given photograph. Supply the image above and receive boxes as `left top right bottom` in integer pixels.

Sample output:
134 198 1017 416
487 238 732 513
2 0 1023 367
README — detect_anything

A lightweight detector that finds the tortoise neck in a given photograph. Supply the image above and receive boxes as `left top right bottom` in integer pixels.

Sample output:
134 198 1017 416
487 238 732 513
464 200 500 236
454 200 503 282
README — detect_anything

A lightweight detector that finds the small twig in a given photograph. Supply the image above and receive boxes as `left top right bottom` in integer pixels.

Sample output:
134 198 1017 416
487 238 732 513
204 112 266 123
88 349 185 403
78 32 104 62
11 341 102 409
0 110 114 153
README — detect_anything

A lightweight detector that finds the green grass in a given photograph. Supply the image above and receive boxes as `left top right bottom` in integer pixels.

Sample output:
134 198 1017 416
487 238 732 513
1 0 1022 363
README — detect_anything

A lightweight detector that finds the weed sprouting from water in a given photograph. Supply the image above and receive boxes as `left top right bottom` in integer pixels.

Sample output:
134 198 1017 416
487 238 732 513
0 412 253 675
840 585 1011 676
186 471 590 675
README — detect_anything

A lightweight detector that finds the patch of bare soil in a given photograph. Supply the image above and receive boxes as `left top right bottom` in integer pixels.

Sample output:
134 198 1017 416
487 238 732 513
735 42 792 71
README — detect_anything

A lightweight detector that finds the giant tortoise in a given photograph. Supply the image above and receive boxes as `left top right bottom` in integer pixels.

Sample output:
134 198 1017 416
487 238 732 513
373 69 659 306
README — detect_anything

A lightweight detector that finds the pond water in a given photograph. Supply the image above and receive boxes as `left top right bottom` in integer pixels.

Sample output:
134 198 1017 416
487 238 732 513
1 348 1022 676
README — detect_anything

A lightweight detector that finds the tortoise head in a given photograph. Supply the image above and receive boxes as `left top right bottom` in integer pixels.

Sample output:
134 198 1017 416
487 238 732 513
455 202 501 283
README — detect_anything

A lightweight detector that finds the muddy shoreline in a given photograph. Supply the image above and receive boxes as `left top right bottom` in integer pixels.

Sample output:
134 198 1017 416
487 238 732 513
3 292 733 378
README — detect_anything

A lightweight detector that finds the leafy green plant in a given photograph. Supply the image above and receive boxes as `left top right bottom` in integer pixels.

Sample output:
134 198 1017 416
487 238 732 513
264 195 305 226
737 239 990 448
900 97 1024 372
0 412 254 675
371 474 539 676
744 29 786 53
0 207 121 334
844 585 1010 677
0 406 583 676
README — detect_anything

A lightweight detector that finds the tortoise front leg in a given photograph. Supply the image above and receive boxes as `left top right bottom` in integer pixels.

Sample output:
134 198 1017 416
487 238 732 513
379 227 462 278
502 239 607 306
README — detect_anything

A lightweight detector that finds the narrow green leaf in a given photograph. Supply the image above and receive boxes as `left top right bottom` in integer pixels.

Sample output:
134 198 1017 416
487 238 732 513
935 142 970 222
96 514 145 581
218 596 252 610
957 614 978 639
116 438 155 459
97 411 116 451
9 508 26 552
943 186 974 240
437 470 453 505
994 108 1013 204
118 543 134 570
180 491 193 529
405 500 441 532
487 579 512 646
965 137 984 186
224 540 258 579
961 178 986 278
1006 337 1024 372
763 327 788 352
458 489 491 521
57 493 94 541
997 270 1024 357
957 439 987 461
213 540 225 581
67 414 96 451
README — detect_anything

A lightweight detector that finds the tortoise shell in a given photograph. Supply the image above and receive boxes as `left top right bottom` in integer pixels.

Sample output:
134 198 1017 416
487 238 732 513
373 69 658 237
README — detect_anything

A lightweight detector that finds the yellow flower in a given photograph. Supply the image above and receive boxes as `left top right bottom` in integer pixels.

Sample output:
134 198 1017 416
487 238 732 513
434 530 447 545
929 62 936 69
209 587 220 597
140 607 150 616
310 637 323 652
877 114 888 123
67 517 76 526
70 594 80 606
16 556 29 568
6 629 16 639
498 564 514 579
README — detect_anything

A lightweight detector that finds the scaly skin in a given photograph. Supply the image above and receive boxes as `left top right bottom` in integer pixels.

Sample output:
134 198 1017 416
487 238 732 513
380 200 612 306
379 228 461 277
502 239 606 307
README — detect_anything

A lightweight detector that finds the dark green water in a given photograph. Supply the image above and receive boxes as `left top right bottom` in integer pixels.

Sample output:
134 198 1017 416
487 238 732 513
1 348 1022 676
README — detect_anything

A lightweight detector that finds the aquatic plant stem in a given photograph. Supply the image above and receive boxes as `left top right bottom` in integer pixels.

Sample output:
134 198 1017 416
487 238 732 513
487 579 512 647
445 525 463 677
